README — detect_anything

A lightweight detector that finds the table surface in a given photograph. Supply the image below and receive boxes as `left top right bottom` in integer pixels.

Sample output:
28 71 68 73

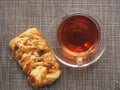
0 0 120 90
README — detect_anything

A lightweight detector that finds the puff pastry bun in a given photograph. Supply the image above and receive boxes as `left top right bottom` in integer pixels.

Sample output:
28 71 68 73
9 28 61 88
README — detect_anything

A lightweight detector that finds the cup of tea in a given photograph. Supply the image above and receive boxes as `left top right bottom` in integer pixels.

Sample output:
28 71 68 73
47 9 106 68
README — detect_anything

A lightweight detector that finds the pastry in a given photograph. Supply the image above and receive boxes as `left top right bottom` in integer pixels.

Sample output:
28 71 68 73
9 28 61 88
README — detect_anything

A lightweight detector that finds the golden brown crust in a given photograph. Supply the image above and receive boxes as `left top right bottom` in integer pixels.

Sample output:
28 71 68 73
9 28 61 88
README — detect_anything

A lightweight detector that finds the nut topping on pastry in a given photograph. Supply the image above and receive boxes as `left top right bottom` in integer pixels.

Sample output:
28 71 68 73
9 28 61 88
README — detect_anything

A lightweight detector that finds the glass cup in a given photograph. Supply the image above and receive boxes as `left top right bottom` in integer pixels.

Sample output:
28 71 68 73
47 9 106 68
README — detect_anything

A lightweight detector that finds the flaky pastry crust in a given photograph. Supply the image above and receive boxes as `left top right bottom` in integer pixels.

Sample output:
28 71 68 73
9 28 61 88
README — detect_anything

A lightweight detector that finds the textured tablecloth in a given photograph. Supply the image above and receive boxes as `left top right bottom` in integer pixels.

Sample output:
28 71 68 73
0 0 120 90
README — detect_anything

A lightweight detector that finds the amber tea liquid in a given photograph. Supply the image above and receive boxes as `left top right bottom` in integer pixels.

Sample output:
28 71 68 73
57 14 100 59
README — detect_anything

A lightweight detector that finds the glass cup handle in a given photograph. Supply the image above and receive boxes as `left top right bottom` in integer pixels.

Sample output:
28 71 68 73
76 57 84 67
76 55 87 68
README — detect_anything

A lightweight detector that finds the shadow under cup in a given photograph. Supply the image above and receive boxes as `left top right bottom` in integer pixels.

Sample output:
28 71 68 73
49 12 106 68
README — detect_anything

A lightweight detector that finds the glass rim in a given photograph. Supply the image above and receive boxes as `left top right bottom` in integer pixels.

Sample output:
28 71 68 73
48 9 106 68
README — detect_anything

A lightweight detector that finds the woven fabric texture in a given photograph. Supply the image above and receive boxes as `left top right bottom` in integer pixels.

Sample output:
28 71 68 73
0 0 120 90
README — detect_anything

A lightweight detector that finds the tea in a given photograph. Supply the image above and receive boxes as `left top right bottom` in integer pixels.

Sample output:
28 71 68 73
57 14 100 57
